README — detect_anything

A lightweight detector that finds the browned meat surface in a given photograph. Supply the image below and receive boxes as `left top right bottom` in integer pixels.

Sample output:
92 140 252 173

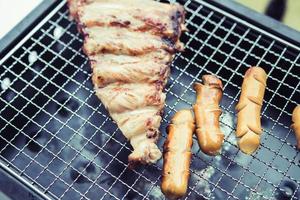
90 51 171 87
95 83 166 113
67 0 79 20
77 0 186 37
83 26 183 55
68 0 185 167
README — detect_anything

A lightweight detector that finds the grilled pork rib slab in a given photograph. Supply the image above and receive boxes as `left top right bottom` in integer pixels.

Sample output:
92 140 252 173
68 0 185 167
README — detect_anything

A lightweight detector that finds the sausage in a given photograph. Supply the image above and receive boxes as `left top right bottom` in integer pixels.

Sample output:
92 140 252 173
236 66 267 154
161 109 195 199
193 75 224 155
291 105 300 149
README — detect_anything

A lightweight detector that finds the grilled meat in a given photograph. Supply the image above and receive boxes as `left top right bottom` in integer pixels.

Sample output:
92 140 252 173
90 51 171 87
77 0 186 37
292 105 300 149
83 26 183 55
236 67 267 154
193 75 224 155
68 0 185 167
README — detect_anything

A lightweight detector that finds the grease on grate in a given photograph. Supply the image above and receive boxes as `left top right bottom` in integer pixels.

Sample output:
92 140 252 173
28 51 38 64
0 77 11 91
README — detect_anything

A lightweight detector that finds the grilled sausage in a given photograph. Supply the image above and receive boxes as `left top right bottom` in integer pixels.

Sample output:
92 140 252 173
193 75 224 155
236 66 267 154
161 109 195 199
291 105 300 149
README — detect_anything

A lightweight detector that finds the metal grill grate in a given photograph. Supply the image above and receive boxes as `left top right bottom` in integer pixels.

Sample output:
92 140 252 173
0 0 300 199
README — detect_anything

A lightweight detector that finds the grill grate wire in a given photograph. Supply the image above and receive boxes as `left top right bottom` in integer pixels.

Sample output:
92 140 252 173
0 0 300 199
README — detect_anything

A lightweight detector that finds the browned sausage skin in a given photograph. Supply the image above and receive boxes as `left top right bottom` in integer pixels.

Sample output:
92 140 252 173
291 105 300 149
236 66 267 154
193 75 224 155
161 109 195 199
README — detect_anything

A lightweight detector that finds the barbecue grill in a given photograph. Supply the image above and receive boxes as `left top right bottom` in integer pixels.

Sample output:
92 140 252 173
0 0 300 199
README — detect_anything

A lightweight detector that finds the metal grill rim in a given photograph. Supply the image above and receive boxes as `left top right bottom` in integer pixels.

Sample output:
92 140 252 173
0 0 299 200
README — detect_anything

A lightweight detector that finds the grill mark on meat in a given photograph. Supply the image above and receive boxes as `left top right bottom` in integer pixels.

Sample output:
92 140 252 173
82 16 175 38
110 20 131 28
134 17 168 35
92 67 169 87
112 87 130 92
86 44 169 56
84 20 132 28
83 21 105 28
94 72 164 88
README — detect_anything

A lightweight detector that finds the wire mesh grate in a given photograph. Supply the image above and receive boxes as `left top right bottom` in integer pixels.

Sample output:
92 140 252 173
0 0 300 199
